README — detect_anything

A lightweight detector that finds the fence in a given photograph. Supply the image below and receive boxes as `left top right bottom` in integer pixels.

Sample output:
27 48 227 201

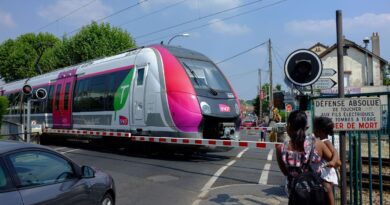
311 92 390 205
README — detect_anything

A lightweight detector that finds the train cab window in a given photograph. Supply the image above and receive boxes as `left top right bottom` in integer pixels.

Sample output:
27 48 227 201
179 58 231 92
64 83 70 110
55 84 61 110
136 68 145 86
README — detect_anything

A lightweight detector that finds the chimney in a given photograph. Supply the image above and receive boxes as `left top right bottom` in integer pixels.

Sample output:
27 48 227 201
371 32 380 56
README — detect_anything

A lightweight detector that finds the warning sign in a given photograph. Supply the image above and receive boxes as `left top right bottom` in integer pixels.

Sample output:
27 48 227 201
314 98 381 131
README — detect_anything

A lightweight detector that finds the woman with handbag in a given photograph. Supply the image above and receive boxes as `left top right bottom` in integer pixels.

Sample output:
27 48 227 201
275 110 334 205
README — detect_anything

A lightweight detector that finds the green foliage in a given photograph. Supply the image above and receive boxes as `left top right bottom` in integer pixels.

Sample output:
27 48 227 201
54 22 136 68
253 83 271 117
0 33 60 82
0 96 9 125
0 22 136 82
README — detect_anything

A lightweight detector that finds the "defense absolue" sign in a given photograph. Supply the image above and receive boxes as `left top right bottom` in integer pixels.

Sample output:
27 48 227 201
314 98 381 131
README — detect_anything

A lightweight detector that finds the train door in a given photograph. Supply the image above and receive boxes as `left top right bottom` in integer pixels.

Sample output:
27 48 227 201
132 65 148 125
52 70 76 129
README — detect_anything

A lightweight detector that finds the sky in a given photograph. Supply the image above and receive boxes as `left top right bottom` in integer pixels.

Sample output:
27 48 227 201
0 0 389 100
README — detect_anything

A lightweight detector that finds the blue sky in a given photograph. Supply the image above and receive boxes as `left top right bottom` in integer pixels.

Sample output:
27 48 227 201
1 0 389 100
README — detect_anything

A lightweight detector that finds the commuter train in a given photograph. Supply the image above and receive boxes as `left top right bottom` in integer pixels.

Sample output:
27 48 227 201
0 45 241 142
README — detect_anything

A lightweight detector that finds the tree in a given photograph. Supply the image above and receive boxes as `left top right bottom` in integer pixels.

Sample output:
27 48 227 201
54 21 136 68
0 22 136 82
0 96 9 126
0 33 60 82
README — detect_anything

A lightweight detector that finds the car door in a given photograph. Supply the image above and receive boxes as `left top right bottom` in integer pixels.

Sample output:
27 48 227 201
52 70 76 129
5 150 93 205
132 65 148 125
0 159 23 205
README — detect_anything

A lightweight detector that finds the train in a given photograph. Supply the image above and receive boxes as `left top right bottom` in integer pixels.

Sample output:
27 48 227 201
0 44 241 144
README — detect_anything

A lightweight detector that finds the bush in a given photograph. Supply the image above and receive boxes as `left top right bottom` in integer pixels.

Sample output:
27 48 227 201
0 96 9 125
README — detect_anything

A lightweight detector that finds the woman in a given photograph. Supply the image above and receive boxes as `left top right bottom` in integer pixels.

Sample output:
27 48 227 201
276 110 334 205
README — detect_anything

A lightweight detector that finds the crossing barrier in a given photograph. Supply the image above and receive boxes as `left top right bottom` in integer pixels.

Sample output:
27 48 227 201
42 128 281 149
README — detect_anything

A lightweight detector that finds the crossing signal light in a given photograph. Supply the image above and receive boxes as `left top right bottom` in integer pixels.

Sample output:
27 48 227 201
36 88 47 100
22 84 33 95
284 49 323 86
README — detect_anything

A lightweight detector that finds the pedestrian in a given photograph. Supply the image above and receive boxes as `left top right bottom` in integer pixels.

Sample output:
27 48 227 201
313 117 341 205
275 110 334 205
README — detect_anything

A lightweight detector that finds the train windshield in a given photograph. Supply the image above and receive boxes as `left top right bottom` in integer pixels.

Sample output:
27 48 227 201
179 58 231 92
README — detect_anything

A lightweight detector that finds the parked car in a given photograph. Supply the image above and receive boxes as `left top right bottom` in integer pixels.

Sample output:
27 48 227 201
0 140 115 205
242 120 256 127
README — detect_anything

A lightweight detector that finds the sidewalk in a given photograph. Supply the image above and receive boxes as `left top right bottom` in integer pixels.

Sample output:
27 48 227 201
194 184 288 205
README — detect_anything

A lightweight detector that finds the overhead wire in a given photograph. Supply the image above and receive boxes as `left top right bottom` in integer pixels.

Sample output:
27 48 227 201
216 41 268 64
117 0 188 27
134 0 266 39
66 0 149 35
34 0 97 32
138 0 288 45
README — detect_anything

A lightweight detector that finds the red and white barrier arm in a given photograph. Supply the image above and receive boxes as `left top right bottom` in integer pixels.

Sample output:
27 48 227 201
239 127 272 131
130 136 281 149
43 128 131 138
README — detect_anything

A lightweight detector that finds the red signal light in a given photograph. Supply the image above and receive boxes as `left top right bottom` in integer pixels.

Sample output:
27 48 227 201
22 84 33 95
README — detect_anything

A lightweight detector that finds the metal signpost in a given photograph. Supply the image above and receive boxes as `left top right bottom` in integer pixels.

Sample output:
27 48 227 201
313 78 337 89
321 68 337 77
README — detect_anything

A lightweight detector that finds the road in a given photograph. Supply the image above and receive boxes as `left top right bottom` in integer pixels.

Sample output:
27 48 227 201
48 131 288 205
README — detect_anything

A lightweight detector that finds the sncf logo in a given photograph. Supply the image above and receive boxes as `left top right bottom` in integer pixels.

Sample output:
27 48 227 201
119 115 128 125
219 104 231 112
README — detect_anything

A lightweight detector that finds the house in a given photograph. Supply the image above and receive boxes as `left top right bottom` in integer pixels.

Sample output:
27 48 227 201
309 32 389 94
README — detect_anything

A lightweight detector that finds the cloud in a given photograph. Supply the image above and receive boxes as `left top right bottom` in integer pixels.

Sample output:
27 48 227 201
209 19 251 36
0 10 16 28
38 0 112 27
285 13 390 37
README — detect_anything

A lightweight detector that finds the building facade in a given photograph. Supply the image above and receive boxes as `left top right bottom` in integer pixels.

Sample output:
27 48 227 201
310 32 389 94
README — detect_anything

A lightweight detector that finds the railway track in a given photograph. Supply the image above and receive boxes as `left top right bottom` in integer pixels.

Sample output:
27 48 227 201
361 156 390 167
347 157 390 190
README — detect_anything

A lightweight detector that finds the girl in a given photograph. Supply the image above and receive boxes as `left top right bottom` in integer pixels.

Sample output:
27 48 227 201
313 116 341 205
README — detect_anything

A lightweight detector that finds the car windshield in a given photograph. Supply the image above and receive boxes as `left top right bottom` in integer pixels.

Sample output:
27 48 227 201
179 58 231 92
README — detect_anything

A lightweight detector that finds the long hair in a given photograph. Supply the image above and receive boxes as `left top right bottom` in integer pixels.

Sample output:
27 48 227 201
287 110 308 151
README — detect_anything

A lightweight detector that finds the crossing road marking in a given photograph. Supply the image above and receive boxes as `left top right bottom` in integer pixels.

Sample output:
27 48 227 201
259 148 274 185
192 148 249 205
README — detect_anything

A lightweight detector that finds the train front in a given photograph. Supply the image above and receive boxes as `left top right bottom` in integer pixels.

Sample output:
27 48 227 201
155 45 241 140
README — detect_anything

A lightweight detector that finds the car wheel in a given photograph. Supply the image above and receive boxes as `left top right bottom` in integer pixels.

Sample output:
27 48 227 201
101 193 114 205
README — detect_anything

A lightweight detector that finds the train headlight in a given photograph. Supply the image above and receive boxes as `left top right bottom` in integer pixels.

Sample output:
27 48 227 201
200 101 211 114
234 103 240 115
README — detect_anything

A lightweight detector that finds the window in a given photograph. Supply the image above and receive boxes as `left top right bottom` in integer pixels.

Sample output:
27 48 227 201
179 58 231 92
64 83 70 110
344 74 350 87
136 68 145 86
8 151 75 187
47 85 54 113
0 161 12 191
73 69 130 112
55 84 61 110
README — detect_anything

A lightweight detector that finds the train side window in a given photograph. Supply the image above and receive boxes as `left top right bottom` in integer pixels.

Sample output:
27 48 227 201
136 68 145 86
47 85 54 113
55 84 61 110
64 83 70 110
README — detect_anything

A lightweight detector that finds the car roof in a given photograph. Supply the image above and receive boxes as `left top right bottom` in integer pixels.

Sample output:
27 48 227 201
0 140 47 154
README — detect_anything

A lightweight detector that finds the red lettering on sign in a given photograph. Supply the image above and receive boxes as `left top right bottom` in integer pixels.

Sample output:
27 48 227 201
358 122 378 129
335 123 344 129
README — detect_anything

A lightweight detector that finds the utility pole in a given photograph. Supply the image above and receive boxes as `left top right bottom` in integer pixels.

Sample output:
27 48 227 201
336 10 347 205
268 39 273 118
258 69 262 120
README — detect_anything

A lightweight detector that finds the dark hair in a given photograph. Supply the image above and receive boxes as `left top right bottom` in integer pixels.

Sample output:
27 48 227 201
287 110 308 151
313 116 334 136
